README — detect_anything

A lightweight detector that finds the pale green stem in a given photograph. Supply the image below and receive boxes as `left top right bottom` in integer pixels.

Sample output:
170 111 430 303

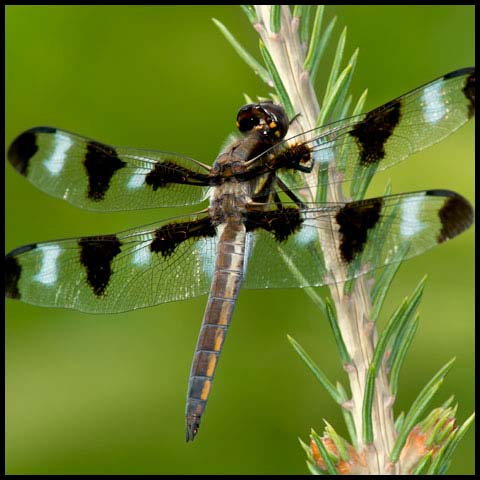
253 5 397 473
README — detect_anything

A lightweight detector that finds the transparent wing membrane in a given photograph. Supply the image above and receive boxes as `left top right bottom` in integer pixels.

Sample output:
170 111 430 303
243 190 473 290
7 127 211 211
5 213 218 313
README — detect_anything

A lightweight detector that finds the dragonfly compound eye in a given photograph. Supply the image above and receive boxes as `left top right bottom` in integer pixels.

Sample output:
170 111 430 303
236 103 289 142
236 104 262 133
257 102 289 140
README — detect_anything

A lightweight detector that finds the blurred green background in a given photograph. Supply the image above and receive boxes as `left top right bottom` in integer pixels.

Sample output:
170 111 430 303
5 5 474 475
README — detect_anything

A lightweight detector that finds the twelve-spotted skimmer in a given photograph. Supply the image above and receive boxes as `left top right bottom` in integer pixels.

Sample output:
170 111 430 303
5 67 475 441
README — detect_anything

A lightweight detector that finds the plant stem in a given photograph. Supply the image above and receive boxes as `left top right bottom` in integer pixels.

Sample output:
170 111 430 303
253 5 397 473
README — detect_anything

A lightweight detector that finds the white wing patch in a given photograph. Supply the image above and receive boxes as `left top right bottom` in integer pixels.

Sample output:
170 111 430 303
131 233 154 266
314 142 335 165
242 232 255 276
400 195 426 238
33 244 62 285
197 231 219 279
127 167 148 190
43 134 73 176
422 82 447 124
294 218 319 246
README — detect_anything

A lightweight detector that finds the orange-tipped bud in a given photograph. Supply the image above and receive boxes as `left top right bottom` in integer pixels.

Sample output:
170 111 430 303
310 435 368 475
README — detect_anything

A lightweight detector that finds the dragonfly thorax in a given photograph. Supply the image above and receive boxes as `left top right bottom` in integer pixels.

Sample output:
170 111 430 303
208 183 251 225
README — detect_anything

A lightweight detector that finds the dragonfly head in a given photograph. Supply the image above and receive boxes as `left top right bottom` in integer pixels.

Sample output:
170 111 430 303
236 102 289 143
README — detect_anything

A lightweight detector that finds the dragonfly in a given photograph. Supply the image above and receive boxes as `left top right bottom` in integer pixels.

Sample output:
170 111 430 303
5 67 475 441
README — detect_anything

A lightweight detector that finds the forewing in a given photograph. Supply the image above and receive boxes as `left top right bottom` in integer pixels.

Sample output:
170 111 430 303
7 127 212 211
269 68 475 192
5 213 218 313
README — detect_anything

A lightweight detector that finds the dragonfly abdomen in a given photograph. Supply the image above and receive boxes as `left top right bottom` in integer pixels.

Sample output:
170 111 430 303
185 222 246 442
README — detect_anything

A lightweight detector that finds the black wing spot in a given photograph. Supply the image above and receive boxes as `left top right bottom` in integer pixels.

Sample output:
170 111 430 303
79 235 122 297
462 71 475 119
7 243 38 256
5 243 38 299
442 67 474 80
273 143 313 173
350 100 401 166
245 207 303 242
145 161 210 190
7 127 55 175
336 199 383 263
150 217 216 259
427 191 474 243
8 130 37 175
5 255 23 299
7 127 58 176
84 141 126 201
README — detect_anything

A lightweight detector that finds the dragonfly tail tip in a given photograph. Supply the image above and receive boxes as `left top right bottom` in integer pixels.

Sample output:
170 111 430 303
186 418 200 442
